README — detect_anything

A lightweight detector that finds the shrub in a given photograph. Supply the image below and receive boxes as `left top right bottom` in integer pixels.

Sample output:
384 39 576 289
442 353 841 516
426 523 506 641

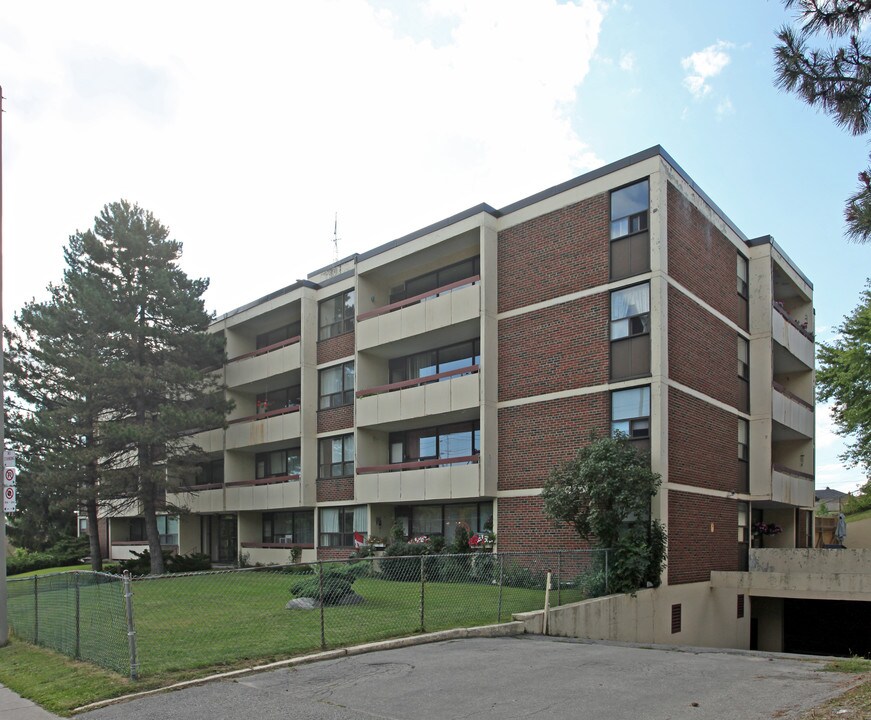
289 563 363 604
118 550 213 576
5 535 90 576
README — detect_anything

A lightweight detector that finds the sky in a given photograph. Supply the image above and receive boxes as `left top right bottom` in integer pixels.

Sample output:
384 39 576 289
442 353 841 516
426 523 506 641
0 0 868 493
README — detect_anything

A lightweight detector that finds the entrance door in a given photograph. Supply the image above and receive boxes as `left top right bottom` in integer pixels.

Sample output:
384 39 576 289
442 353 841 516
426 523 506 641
218 514 238 564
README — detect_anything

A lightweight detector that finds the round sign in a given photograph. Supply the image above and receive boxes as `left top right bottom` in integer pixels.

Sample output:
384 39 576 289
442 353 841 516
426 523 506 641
4 468 15 482
3 486 14 500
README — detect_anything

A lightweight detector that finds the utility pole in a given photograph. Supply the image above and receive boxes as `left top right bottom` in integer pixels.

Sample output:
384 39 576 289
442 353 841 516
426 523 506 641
1 84 8 647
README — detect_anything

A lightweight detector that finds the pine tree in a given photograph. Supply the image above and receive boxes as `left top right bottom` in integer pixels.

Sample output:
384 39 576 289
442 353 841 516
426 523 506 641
775 0 871 242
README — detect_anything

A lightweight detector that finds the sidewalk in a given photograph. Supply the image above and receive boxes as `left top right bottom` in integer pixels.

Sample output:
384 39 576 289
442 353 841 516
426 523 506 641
0 683 61 720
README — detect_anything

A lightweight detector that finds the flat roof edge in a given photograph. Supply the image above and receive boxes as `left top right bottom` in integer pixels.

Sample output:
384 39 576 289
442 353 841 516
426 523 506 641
747 235 813 289
214 279 319 323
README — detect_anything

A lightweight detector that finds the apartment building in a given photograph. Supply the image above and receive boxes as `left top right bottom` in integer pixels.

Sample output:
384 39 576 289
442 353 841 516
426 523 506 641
103 146 818 647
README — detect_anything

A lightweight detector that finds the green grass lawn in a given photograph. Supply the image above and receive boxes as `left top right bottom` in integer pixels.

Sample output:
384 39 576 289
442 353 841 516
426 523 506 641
7 564 92 578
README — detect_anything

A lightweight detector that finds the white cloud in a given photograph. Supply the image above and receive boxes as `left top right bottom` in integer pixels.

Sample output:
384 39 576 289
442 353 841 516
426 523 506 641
681 40 732 98
619 51 635 71
0 0 606 316
716 97 734 116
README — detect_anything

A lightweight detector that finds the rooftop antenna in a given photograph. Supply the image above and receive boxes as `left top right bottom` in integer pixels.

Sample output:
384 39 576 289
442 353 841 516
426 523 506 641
325 212 341 277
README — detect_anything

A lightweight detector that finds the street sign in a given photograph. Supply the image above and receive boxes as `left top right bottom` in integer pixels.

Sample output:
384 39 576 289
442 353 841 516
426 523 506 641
3 450 15 468
2 468 14 486
2 486 15 513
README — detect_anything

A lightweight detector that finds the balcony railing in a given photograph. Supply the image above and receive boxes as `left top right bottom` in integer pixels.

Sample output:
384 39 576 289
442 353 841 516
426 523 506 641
772 463 814 481
176 482 223 492
225 474 301 487
356 275 480 322
228 405 300 424
772 381 814 411
227 335 301 363
357 454 479 474
772 302 814 341
356 365 479 398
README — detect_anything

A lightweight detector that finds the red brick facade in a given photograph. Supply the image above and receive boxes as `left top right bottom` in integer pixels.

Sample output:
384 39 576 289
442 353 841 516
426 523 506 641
317 404 354 433
316 475 355 503
668 285 741 409
498 393 609 491
498 193 609 313
317 331 355 365
496 495 592 553
667 490 739 584
667 182 748 331
498 294 609 401
668 387 742 493
317 546 355 561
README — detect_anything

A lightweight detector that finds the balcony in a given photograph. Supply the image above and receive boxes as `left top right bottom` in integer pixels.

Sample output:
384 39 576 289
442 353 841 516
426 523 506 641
225 336 301 388
168 485 224 514
224 478 306 511
770 464 815 508
772 382 814 439
771 303 814 370
356 278 480 351
225 406 301 450
356 456 480 503
356 366 480 426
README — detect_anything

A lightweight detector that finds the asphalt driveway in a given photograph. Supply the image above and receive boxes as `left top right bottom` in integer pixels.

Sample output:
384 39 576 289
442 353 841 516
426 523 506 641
77 636 857 720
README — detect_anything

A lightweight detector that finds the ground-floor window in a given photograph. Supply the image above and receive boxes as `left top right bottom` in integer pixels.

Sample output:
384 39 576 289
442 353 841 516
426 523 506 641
394 501 493 542
262 510 314 544
319 505 367 547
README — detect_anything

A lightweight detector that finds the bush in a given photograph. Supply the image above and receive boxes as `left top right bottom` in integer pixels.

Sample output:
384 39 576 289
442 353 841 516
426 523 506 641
5 535 90 576
118 550 213 576
289 563 363 604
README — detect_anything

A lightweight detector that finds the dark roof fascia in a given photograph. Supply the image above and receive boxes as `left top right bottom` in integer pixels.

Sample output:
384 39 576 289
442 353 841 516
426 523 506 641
316 268 356 289
747 235 814 290
308 253 359 280
214 279 319 323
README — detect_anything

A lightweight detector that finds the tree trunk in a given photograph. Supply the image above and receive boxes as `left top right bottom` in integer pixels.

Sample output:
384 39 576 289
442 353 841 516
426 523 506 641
86 498 102 572
141 476 165 575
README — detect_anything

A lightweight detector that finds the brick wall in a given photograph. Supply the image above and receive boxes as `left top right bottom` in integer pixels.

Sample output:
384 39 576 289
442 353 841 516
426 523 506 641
496 495 592 553
668 387 741 493
498 294 609 402
317 547 354 561
667 182 747 330
498 193 609 313
668 285 740 409
668 490 738 584
317 331 355 365
317 404 354 433
498 393 608 491
316 475 355 502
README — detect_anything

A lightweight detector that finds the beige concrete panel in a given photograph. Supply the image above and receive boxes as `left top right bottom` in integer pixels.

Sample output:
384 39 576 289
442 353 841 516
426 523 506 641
771 311 814 369
449 285 480 325
226 343 301 388
225 450 250 484
747 251 773 337
772 390 814 438
400 385 426 420
189 427 224 455
747 548 871 574
749 418 773 498
379 472 402 502
378 311 403 347
356 316 379 351
424 379 451 416
110 543 149 561
172 488 224 514
356 395 378 426
721 568 871 600
450 464 480 499
238 512 260 543
356 428 383 469
401 303 426 338
450 373 480 411
378 391 401 424
425 467 451 499
225 412 301 451
224 486 241 510
425 293 452 332
751 597 784 652
356 475 378 503
770 468 814 507
178 514 201 555
402 469 426 501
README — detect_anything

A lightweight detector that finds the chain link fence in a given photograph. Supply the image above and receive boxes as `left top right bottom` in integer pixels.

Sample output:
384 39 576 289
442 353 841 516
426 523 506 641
6 571 131 674
5 550 608 680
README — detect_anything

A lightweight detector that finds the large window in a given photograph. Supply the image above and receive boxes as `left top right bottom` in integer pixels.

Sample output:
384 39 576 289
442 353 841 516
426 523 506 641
197 458 224 485
611 386 651 439
319 289 355 340
256 321 301 350
611 283 651 380
319 434 354 478
256 448 301 479
738 418 749 462
319 505 367 547
262 511 313 544
389 339 480 384
157 516 179 545
389 421 480 464
256 385 301 414
394 501 493 542
389 257 480 304
610 180 649 240
737 254 749 298
319 362 354 409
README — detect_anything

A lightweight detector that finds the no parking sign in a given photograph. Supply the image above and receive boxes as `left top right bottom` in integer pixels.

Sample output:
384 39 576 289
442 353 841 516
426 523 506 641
3 485 15 513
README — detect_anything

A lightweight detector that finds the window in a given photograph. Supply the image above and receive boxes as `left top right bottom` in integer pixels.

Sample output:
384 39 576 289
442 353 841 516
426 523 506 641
256 321 301 350
197 458 224 485
256 448 301 479
738 418 749 462
157 516 179 545
737 254 748 298
738 502 749 544
611 386 650 439
388 339 480 384
256 385 301 414
128 518 146 542
737 336 749 380
319 289 355 340
319 505 367 547
262 510 314 544
78 516 88 534
394 501 493 541
610 283 650 339
319 434 354 478
389 257 480 304
319 362 354 409
610 180 649 240
389 421 480 464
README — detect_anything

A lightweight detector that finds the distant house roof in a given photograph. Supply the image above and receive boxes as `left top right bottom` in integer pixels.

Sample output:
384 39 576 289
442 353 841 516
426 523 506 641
815 487 848 503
